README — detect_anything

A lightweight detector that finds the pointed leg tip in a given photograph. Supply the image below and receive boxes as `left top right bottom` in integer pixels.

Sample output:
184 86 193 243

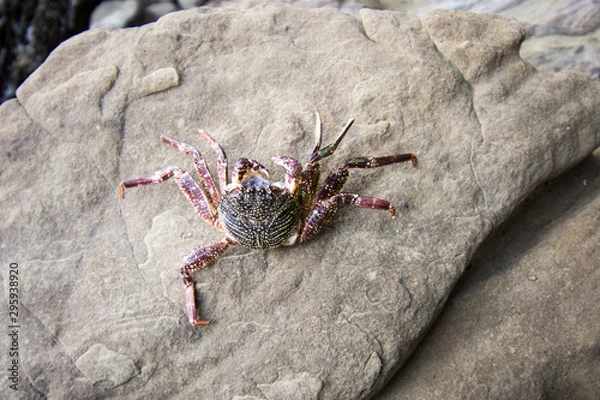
160 135 177 147
119 184 126 198
198 128 212 141
389 205 396 218
191 320 211 326
411 154 418 166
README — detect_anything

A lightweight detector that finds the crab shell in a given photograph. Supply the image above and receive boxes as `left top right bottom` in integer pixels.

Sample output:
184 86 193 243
216 155 303 250
218 175 301 249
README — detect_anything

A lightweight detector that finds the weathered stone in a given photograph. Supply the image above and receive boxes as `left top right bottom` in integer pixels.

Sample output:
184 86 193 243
0 0 97 103
75 343 139 389
411 0 600 77
178 0 208 9
375 149 600 399
90 0 141 29
147 2 179 20
0 5 598 399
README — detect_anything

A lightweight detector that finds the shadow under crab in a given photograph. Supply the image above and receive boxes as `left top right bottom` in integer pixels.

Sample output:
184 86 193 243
119 112 417 326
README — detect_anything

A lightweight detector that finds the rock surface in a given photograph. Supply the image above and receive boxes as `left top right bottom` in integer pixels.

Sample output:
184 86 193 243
3 1 598 104
412 0 600 78
0 5 599 400
374 149 600 399
90 0 141 29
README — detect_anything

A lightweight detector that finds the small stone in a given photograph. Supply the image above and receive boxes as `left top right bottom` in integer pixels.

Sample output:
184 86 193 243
147 2 179 20
177 0 207 9
90 0 140 29
75 344 138 388
133 67 181 99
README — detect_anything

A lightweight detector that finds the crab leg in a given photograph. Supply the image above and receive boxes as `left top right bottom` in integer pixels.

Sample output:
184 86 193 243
161 135 221 206
299 153 417 242
332 193 397 216
299 193 398 242
180 238 231 326
309 115 354 164
198 129 229 193
119 166 176 197
301 113 355 210
314 154 417 202
119 166 217 227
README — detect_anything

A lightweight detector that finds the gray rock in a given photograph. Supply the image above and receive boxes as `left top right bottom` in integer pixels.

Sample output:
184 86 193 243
0 5 598 399
75 343 139 389
90 0 141 29
375 149 600 399
0 0 96 103
178 0 207 9
146 2 180 20
385 0 600 78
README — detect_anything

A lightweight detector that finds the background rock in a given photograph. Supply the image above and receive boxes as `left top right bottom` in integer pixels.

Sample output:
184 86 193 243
90 0 141 29
0 4 599 400
0 0 103 102
411 0 600 78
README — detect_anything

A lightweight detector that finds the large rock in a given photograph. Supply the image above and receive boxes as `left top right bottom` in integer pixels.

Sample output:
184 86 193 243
376 149 600 399
0 5 598 399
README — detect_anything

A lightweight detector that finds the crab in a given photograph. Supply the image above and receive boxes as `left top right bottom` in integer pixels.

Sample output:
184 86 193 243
119 112 417 326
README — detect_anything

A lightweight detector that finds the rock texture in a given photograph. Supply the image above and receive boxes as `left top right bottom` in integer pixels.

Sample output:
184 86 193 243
374 149 600 399
0 0 102 103
0 5 598 400
3 0 598 104
413 0 600 78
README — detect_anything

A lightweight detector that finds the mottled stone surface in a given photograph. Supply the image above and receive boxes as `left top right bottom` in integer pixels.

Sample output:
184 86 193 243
0 5 598 399
376 149 600 399
395 0 600 77
90 0 141 29
3 0 598 104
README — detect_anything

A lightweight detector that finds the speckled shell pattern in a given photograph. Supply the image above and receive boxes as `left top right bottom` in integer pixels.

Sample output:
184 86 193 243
217 177 301 249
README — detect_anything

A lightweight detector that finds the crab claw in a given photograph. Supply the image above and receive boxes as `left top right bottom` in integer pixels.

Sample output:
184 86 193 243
272 156 302 195
231 158 270 184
